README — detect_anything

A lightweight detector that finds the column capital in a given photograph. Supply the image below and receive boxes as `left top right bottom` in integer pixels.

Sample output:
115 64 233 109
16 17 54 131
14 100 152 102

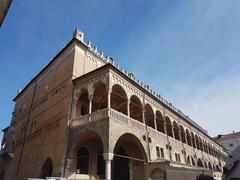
88 95 94 101
103 152 114 161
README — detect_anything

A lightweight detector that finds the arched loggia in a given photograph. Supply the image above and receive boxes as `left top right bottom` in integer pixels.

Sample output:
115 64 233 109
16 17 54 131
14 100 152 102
145 104 155 129
111 84 128 115
191 132 196 148
76 89 89 116
165 117 173 138
197 158 204 168
92 82 107 112
113 133 146 180
130 95 143 123
180 125 186 144
173 121 180 141
156 111 165 134
186 129 192 146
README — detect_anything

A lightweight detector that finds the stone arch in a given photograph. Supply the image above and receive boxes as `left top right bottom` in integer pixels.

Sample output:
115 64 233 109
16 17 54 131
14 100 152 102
40 158 53 178
199 138 203 151
180 125 186 143
130 95 143 123
195 135 200 150
191 132 195 148
150 168 166 180
208 162 213 170
76 88 89 116
186 155 191 165
197 158 204 168
70 130 105 178
186 129 192 146
111 84 128 115
216 165 221 172
165 117 173 138
145 104 155 129
156 111 165 134
173 121 180 141
76 147 89 174
191 156 196 166
204 161 208 169
92 82 107 112
113 133 147 180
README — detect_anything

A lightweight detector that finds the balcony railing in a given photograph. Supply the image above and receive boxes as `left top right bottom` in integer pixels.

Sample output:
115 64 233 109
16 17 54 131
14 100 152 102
71 108 146 131
70 108 222 163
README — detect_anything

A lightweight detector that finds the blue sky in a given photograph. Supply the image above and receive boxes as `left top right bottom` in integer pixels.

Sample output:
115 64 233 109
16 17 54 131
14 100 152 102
1 0 240 141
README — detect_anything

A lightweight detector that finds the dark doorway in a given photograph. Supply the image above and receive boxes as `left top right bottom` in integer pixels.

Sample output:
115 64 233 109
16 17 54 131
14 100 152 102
0 171 4 180
113 147 129 180
40 158 53 178
197 174 214 180
76 147 89 174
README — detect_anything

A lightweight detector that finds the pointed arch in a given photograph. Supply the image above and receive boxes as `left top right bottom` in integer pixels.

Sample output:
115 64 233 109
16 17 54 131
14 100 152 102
197 158 204 168
40 158 53 178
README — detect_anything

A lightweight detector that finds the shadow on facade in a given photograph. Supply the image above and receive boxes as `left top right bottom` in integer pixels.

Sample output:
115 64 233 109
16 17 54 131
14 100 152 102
197 174 214 180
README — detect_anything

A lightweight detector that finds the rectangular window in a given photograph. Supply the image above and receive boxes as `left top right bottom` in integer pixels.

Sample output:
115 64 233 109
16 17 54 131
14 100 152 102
175 153 181 162
160 148 164 158
156 146 160 158
178 154 181 162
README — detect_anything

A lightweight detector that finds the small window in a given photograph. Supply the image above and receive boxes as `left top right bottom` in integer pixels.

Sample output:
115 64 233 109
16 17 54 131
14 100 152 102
156 146 160 158
160 148 164 158
175 153 181 162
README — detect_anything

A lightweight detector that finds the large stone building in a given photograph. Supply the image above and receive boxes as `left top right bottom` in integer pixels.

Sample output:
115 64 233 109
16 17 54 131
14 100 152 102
0 28 227 180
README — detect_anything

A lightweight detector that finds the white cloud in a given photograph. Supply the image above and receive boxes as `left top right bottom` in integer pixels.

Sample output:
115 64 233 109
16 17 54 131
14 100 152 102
166 67 240 137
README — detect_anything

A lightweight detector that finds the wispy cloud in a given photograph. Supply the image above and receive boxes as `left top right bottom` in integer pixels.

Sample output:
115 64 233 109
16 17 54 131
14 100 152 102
165 66 240 136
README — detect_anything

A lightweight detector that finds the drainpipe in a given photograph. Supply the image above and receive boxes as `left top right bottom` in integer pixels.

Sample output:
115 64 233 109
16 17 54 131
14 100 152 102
17 81 37 176
63 82 75 177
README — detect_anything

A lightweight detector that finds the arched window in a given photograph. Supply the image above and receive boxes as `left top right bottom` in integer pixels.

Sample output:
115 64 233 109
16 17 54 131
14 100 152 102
145 104 155 129
40 158 53 178
173 121 180 141
165 117 173 138
130 95 143 122
186 129 192 146
208 162 213 170
197 158 204 168
156 111 165 134
180 125 186 143
191 132 196 148
92 82 107 112
76 89 89 116
111 85 128 115
195 135 200 150
150 168 165 180
77 147 89 174
186 156 191 165
191 157 196 166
